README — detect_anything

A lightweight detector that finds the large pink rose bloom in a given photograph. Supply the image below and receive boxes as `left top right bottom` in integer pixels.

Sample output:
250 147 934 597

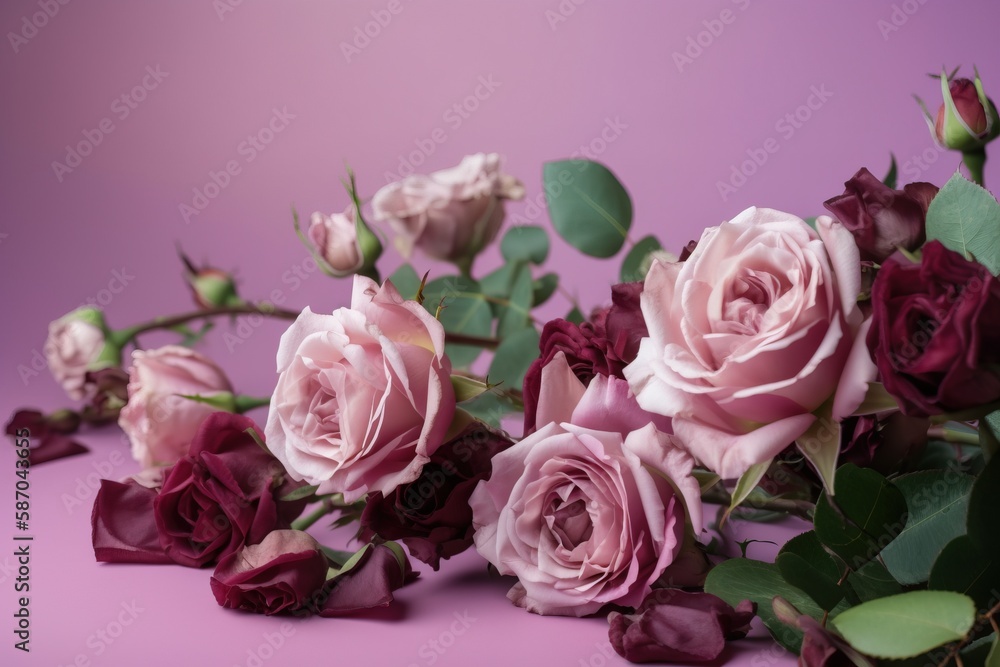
624 207 874 480
470 353 702 617
265 276 456 502
119 345 233 468
372 153 524 263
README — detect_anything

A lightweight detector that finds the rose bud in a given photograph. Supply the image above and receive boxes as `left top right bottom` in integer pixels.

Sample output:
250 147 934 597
372 153 525 270
318 542 417 616
823 168 938 263
153 412 308 567
178 249 244 310
211 530 328 616
307 205 382 278
868 241 1000 417
921 69 1000 153
607 589 756 663
118 345 234 468
359 422 514 570
44 306 122 400
471 354 702 617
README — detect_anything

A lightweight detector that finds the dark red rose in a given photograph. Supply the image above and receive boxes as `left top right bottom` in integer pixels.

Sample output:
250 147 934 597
317 543 417 617
798 616 854 667
360 422 513 570
608 589 755 663
523 281 647 434
210 530 328 616
936 78 997 146
840 412 929 473
824 168 937 263
868 241 1000 416
6 409 87 465
153 412 307 567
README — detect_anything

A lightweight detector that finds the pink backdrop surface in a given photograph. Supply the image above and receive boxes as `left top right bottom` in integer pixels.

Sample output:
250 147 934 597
1 1 998 665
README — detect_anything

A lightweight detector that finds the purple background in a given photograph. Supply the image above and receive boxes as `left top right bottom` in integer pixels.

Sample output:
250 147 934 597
1 1 998 664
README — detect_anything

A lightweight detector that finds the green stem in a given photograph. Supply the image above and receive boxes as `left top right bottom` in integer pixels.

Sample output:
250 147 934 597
963 149 987 187
927 425 981 447
291 498 337 532
233 395 272 413
115 303 301 344
701 486 815 522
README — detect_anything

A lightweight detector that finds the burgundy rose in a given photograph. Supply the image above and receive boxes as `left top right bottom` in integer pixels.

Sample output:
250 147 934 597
608 589 755 663
360 422 513 570
92 474 173 564
6 409 87 465
153 412 307 567
211 530 328 616
868 241 1000 416
932 76 1000 152
824 168 937 263
523 281 647 434
317 543 417 617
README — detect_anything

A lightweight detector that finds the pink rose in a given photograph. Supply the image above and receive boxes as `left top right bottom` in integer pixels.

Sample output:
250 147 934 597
307 206 377 276
264 276 456 502
470 352 702 616
44 307 113 400
372 153 525 264
625 207 875 480
118 345 234 468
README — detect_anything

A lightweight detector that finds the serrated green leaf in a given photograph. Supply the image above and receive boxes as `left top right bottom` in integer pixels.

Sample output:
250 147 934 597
620 235 662 283
387 263 421 300
422 275 492 367
488 327 540 393
500 225 549 265
814 464 907 570
543 160 633 258
929 535 1000 609
830 591 975 659
532 273 559 307
881 470 974 585
925 172 1000 276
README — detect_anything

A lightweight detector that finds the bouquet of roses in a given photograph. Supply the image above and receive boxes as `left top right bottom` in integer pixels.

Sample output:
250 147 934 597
11 66 1000 665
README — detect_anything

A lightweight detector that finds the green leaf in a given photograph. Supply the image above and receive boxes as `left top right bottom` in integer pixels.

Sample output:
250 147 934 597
387 263 421 300
925 172 1000 276
488 327 540 393
496 264 534 338
280 484 319 502
814 464 907 570
543 159 633 258
619 235 662 283
981 411 1000 463
726 460 771 519
777 531 845 611
422 275 492 367
847 559 903 603
987 634 1000 667
480 262 520 317
500 225 550 265
968 450 1000 552
460 391 520 429
880 470 975 585
566 306 585 324
705 558 843 653
929 535 1000 609
830 591 975 659
532 273 559 307
883 153 898 190
795 402 840 495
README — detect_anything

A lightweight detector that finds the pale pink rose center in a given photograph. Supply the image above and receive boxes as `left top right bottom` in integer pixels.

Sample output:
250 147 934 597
720 269 783 335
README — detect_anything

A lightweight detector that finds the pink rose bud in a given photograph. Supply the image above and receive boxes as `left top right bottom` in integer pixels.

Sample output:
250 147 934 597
307 204 382 277
118 345 234 468
372 153 525 269
920 68 1000 152
44 307 121 400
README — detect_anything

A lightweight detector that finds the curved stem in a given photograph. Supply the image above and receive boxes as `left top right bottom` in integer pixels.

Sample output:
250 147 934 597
701 486 815 522
927 425 981 447
291 498 336 532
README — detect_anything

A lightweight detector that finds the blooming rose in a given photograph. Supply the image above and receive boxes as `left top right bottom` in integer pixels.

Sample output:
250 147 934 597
44 307 115 400
211 530 328 616
471 353 702 616
625 208 874 480
360 421 514 570
868 240 1000 416
523 282 648 434
119 345 234 468
372 153 524 264
823 168 937 263
608 589 755 663
265 276 456 502
153 413 307 567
